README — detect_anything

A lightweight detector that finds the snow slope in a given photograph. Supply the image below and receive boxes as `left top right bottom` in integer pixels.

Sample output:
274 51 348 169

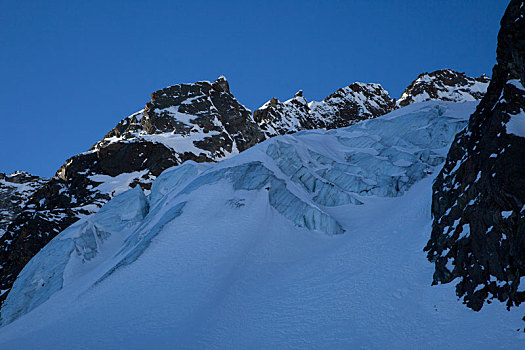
0 101 523 349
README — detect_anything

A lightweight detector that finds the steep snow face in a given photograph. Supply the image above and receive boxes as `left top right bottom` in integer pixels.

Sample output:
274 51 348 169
2 101 522 349
0 172 47 238
397 69 490 107
0 186 150 322
254 83 395 138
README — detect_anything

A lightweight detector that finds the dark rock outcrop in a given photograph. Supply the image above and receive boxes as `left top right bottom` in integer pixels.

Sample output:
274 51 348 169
100 76 264 158
253 90 319 137
254 73 490 139
310 82 396 127
425 0 525 312
0 172 47 239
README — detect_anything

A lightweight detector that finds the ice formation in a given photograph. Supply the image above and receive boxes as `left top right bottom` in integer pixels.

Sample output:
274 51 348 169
0 101 472 326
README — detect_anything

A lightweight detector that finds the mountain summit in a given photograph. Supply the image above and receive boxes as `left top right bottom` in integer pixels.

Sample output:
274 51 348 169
97 76 264 164
397 69 490 107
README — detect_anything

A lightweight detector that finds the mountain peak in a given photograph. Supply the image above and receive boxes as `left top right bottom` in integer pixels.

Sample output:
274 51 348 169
212 75 230 93
397 69 490 107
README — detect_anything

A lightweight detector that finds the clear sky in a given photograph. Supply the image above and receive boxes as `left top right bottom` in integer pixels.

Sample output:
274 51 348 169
0 0 509 177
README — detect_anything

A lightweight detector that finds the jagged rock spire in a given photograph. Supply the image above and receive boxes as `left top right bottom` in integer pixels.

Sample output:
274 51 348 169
212 75 230 93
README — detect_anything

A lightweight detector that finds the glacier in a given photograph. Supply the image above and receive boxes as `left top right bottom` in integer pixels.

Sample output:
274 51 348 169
0 101 524 349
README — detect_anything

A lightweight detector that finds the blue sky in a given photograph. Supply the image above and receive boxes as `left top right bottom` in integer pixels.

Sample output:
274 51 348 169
0 0 508 177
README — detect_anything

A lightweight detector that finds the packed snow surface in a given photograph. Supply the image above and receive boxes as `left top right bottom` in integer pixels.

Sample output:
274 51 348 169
0 101 524 349
506 108 525 137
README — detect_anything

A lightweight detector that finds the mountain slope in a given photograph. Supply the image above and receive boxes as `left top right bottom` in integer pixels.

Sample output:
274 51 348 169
0 70 490 307
2 101 523 348
0 76 264 304
425 0 525 312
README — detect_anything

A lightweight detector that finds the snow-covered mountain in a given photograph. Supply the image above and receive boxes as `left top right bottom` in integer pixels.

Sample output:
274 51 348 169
0 70 488 306
0 172 47 238
397 69 490 107
2 100 522 348
3 0 525 346
426 0 525 313
0 76 267 305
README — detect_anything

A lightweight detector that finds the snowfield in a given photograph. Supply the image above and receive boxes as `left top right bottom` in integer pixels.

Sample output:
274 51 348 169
0 101 523 349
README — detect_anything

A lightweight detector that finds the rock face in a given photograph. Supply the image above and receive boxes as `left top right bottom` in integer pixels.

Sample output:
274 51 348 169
253 90 315 137
309 82 396 127
98 76 265 161
254 83 395 137
425 0 525 312
0 172 47 238
253 73 490 139
397 69 490 107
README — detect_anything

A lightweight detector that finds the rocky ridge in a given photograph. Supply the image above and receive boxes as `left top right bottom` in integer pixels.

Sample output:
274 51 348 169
397 69 490 107
97 76 264 162
254 83 395 137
